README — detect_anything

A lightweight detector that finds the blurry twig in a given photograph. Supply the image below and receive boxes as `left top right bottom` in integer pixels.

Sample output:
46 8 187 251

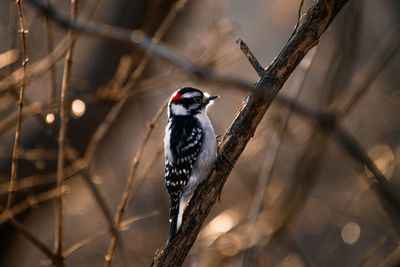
44 0 57 114
378 245 400 267
332 25 400 117
55 0 77 260
7 0 29 209
104 100 168 267
0 159 83 195
7 217 64 266
0 49 19 70
0 186 67 224
85 0 190 163
127 145 163 205
118 0 189 95
0 0 101 94
236 40 317 266
63 211 159 257
25 0 253 90
0 102 46 135
334 127 400 235
0 36 69 93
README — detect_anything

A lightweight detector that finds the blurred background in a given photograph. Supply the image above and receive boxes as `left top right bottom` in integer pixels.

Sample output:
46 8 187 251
0 0 400 266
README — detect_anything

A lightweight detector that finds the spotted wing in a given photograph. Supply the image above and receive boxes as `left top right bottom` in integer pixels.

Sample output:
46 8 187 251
165 124 203 196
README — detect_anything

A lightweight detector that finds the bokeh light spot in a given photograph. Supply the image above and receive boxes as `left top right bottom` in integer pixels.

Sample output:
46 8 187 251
71 99 86 118
45 113 55 124
341 222 361 245
208 213 235 235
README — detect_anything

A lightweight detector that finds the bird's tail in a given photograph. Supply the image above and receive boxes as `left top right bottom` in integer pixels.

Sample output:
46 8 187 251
168 197 180 242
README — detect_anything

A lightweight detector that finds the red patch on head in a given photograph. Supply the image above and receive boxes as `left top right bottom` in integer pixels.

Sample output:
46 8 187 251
171 92 183 102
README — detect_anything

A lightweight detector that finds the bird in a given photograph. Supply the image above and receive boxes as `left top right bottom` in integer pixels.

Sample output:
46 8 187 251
164 86 218 242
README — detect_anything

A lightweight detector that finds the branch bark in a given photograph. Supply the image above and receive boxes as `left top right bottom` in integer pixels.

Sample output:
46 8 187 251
151 0 349 266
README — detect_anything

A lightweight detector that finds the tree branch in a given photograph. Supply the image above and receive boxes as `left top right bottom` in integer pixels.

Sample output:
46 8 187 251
151 1 348 266
55 0 77 261
8 0 29 209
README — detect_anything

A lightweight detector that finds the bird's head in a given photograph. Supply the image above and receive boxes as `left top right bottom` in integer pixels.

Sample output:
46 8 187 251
168 87 219 116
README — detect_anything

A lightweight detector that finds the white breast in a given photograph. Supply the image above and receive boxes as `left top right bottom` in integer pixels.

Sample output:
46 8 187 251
164 120 174 162
182 112 217 200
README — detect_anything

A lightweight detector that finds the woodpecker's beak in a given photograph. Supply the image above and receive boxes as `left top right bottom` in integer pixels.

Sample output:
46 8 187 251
203 95 219 105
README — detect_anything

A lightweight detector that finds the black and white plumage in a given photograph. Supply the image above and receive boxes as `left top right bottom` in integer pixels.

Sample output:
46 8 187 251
164 87 218 242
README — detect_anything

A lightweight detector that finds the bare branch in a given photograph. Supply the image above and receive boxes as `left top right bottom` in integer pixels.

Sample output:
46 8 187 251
0 102 46 136
44 0 57 114
333 127 400 234
0 186 67 224
25 0 253 90
7 216 62 266
55 0 77 259
104 100 168 266
236 40 318 266
63 211 158 258
0 0 102 94
8 0 29 209
236 39 264 76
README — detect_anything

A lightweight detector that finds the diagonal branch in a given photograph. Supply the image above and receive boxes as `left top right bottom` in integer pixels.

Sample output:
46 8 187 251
331 24 400 117
7 216 63 266
151 1 348 266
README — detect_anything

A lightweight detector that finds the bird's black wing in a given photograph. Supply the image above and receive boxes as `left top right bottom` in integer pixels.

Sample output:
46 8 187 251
165 116 203 239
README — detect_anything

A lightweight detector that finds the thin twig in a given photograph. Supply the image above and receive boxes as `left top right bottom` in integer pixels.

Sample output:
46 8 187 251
63 211 158 257
120 0 189 90
236 40 318 266
55 0 77 259
79 170 118 235
0 102 46 136
8 0 18 74
0 159 83 195
127 145 163 205
84 0 190 163
0 186 67 224
8 0 29 209
236 39 264 76
104 100 168 267
332 25 400 117
25 0 253 90
0 49 19 69
44 0 57 114
7 215 62 266
0 0 101 94
333 127 400 234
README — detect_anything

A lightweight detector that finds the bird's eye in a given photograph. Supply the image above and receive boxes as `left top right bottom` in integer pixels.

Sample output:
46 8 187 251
194 96 202 104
